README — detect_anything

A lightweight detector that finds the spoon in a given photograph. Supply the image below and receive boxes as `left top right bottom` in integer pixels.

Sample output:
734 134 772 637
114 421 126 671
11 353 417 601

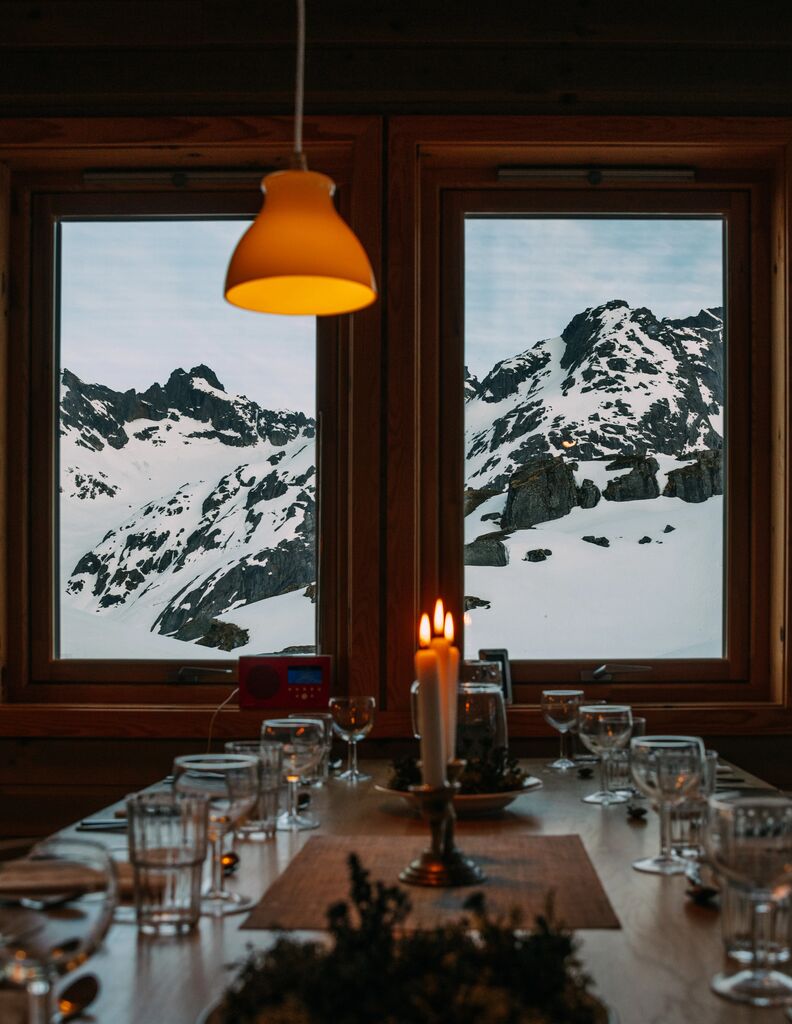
52 974 100 1023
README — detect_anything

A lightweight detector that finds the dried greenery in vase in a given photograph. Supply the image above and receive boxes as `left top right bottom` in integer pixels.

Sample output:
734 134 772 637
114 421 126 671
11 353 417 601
219 855 609 1024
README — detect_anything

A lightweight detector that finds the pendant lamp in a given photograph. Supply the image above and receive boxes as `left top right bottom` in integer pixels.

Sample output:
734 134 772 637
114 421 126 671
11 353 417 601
224 0 377 316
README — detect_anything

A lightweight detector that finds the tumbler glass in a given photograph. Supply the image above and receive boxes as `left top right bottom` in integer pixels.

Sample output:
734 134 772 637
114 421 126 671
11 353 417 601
456 681 508 759
706 794 792 1005
126 791 209 936
224 740 283 840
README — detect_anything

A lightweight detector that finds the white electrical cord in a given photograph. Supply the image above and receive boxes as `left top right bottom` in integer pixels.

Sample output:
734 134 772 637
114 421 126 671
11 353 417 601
206 687 240 753
293 0 306 166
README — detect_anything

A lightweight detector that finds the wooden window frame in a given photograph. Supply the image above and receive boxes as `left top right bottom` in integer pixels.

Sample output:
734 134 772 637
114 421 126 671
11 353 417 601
386 116 792 736
442 188 755 690
0 116 383 734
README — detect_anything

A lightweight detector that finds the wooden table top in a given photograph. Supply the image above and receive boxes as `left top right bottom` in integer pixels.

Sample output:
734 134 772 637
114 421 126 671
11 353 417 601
55 759 785 1024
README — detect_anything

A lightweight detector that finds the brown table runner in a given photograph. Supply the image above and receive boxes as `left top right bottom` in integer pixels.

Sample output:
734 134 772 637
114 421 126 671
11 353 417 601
242 834 619 932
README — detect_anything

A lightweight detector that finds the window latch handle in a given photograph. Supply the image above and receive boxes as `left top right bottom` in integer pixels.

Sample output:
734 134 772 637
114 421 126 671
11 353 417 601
175 666 235 684
580 663 652 682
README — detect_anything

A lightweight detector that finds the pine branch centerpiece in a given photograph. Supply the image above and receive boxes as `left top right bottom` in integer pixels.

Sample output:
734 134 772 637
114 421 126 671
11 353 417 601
218 855 609 1024
388 741 527 796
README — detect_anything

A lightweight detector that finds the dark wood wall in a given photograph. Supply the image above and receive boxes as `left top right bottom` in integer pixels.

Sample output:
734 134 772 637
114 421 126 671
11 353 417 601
2 1 792 836
1 1 792 118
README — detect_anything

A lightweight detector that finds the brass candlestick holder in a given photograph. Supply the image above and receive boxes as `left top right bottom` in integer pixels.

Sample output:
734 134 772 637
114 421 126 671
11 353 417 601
399 759 486 887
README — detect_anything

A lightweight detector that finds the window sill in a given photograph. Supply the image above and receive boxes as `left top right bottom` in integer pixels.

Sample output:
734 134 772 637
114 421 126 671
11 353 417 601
1 702 791 738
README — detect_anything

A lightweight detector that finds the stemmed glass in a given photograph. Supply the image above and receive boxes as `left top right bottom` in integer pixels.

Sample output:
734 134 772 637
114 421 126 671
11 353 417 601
706 795 792 1006
578 704 633 805
541 690 584 771
262 719 325 830
172 753 259 916
329 695 376 783
630 735 704 875
0 837 117 1024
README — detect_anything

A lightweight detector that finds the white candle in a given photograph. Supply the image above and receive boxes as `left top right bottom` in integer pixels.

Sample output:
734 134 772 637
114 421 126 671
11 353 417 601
429 600 458 763
415 616 446 787
445 612 459 762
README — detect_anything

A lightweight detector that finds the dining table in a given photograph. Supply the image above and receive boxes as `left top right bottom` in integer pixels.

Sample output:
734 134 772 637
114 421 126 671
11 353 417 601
32 758 788 1024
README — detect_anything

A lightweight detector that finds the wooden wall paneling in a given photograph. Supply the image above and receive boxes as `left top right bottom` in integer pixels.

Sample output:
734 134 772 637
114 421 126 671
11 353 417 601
0 163 8 698
2 42 792 119
384 122 421 710
769 146 791 705
4 3 792 50
344 118 384 704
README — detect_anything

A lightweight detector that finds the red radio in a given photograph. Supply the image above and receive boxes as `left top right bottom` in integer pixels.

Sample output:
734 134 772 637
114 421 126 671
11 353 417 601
237 654 333 710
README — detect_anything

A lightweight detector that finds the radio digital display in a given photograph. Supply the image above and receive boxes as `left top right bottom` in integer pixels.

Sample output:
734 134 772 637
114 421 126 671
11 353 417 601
287 666 324 686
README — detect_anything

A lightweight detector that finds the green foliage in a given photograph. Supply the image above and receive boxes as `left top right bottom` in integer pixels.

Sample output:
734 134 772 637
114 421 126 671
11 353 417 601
388 741 527 795
221 855 608 1024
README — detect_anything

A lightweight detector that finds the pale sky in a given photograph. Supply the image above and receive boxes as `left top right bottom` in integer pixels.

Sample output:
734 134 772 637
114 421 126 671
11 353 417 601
59 219 316 412
465 217 724 378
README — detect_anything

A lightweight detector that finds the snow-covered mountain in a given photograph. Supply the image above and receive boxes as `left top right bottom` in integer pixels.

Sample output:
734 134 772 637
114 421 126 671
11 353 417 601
59 365 316 658
465 299 723 491
463 300 725 661
59 299 725 662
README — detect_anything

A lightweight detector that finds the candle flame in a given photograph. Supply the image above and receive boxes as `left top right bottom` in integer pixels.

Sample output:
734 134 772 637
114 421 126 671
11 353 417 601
444 611 455 643
418 613 431 648
433 598 445 635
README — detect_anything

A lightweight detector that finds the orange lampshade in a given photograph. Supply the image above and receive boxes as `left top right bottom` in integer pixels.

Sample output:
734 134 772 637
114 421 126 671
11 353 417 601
224 168 377 316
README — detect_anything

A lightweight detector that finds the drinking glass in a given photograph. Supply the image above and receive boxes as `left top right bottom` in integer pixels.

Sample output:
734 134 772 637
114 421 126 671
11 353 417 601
669 748 718 861
172 753 259 916
577 704 633 805
706 795 792 1005
0 837 117 1024
224 740 283 839
262 718 325 829
541 689 584 771
328 696 376 783
604 716 647 796
456 682 508 759
571 698 606 763
126 791 208 935
629 736 705 875
288 711 335 785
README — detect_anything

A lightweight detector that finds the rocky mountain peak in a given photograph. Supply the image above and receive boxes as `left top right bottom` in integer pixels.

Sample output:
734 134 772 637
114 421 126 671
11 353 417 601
478 344 554 404
62 365 315 453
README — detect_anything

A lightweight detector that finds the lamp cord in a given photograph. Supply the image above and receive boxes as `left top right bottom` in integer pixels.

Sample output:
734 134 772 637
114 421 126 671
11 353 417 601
206 687 240 753
293 0 307 168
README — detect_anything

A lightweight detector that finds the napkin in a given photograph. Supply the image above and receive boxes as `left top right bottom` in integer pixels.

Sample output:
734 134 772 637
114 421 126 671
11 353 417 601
0 858 135 899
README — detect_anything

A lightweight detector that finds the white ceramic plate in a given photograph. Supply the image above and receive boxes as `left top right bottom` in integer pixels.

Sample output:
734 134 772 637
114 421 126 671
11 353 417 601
374 775 542 816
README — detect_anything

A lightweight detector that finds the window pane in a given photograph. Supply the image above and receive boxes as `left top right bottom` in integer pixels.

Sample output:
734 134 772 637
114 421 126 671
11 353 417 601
463 217 725 660
58 219 316 659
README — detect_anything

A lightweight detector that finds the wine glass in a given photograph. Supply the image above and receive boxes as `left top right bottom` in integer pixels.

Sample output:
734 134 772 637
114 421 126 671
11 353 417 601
261 719 325 830
0 837 117 1024
706 795 792 1005
288 711 335 785
577 704 633 805
630 735 705 875
329 695 376 783
172 753 259 916
541 689 584 771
